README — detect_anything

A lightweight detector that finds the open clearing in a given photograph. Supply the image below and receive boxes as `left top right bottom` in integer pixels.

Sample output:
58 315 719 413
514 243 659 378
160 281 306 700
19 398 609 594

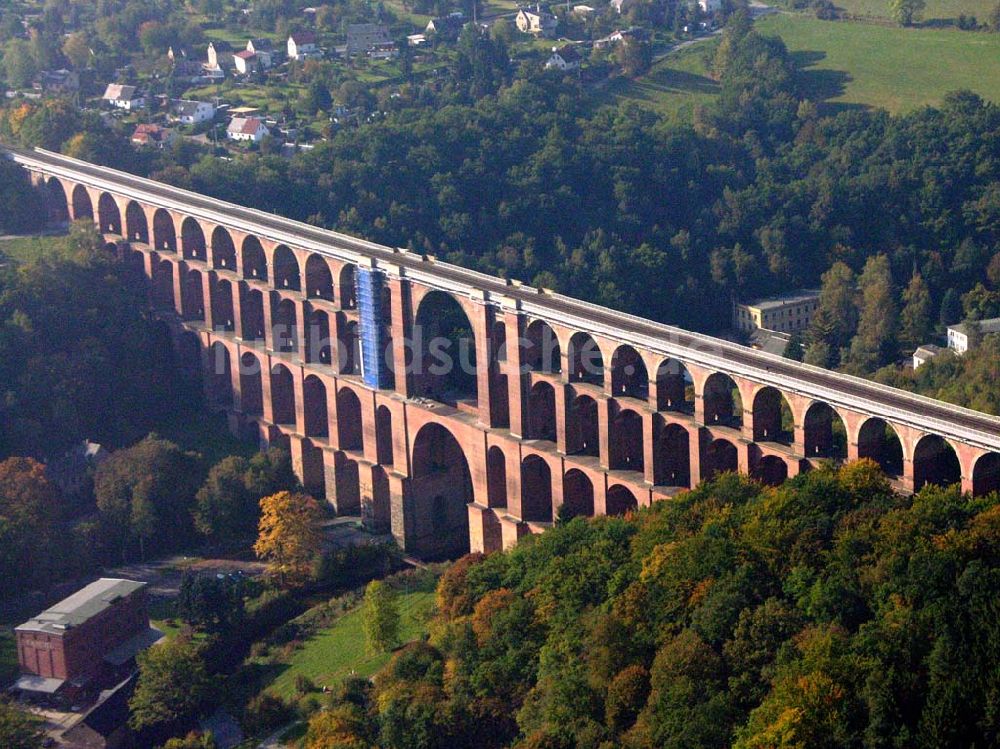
600 42 719 118
830 0 997 21
265 587 435 699
757 15 1000 113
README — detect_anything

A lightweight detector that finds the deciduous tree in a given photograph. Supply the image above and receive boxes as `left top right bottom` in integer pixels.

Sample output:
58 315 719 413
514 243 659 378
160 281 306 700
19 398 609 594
254 491 323 586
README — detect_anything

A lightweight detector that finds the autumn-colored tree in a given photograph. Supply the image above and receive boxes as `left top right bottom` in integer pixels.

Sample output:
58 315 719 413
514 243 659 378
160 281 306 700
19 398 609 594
254 491 323 586
0 457 61 594
305 704 371 749
61 31 91 69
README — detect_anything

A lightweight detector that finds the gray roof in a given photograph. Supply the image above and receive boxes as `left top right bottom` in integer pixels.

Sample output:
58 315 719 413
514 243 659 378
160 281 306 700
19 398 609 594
914 343 944 356
16 578 145 635
172 99 211 116
742 288 820 312
948 317 1000 336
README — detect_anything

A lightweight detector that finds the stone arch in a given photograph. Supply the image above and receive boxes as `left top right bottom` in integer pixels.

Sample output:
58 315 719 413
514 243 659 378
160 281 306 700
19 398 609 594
703 438 738 481
561 469 594 520
46 178 69 223
272 297 298 354
489 319 507 427
339 265 356 309
754 455 789 487
153 209 176 252
413 290 477 403
305 309 331 365
527 381 557 442
655 358 694 413
611 345 649 400
270 364 296 426
273 245 301 290
486 446 507 509
857 418 904 477
182 268 205 321
208 342 232 407
211 278 235 331
125 201 148 243
241 235 267 280
606 484 638 516
306 254 334 300
703 372 743 428
410 422 473 559
239 352 263 416
568 393 599 456
803 402 847 460
376 405 394 465
521 454 553 523
379 283 397 392
610 406 643 472
653 418 690 487
973 453 1000 496
368 465 391 532
71 184 93 220
339 318 361 375
336 387 363 451
524 319 561 373
752 386 794 445
152 258 174 309
301 438 326 499
568 332 604 386
240 286 266 341
211 226 237 270
181 217 206 260
913 435 961 491
98 193 121 234
303 375 328 438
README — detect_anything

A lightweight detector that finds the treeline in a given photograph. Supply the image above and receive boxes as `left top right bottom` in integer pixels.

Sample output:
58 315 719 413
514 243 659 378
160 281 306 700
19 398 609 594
299 463 1000 748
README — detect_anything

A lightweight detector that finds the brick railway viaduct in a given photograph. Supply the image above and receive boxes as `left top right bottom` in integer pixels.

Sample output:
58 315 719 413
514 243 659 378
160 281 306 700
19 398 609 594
10 147 1000 558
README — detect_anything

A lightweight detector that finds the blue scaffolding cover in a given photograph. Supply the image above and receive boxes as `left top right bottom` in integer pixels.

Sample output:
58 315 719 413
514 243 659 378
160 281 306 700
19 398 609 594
356 267 392 389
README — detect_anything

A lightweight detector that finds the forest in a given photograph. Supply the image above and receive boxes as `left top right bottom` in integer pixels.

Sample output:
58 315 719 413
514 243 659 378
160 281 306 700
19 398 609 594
299 463 1000 748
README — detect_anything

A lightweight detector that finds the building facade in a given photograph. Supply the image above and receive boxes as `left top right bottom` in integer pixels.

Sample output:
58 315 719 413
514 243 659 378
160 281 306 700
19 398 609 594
733 289 820 335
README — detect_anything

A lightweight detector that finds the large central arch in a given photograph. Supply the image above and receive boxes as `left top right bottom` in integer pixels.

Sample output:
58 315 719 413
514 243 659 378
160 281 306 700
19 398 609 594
410 422 473 559
413 291 477 404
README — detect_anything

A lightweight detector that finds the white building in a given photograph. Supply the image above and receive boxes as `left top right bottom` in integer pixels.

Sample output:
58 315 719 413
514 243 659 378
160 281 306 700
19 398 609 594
287 32 320 61
515 6 558 36
170 99 216 125
733 289 821 335
697 0 722 12
545 44 582 71
946 318 1000 354
227 116 270 143
233 50 259 75
102 84 145 111
912 343 943 369
246 38 276 68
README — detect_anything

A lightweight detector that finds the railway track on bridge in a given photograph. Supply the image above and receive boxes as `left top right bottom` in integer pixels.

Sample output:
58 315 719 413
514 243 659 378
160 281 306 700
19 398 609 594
7 145 1000 452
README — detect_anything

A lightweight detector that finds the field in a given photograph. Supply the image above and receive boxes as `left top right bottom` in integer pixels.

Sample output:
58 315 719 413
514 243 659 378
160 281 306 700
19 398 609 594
601 42 720 119
830 0 997 21
0 233 71 264
264 586 436 699
758 15 1000 113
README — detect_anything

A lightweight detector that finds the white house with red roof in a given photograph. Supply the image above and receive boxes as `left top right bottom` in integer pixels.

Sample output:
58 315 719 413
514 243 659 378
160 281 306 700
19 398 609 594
287 31 320 61
226 116 270 143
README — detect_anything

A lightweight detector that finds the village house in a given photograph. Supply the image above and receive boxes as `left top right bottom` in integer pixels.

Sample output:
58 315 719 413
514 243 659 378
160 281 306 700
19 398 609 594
733 289 820 335
594 26 646 48
206 40 234 71
913 343 944 369
609 0 636 12
101 83 145 111
36 68 79 95
369 41 399 59
572 4 597 14
246 38 276 68
545 44 582 71
130 123 176 149
288 31 321 61
169 99 216 125
346 23 393 55
227 116 270 143
425 15 465 39
234 49 259 75
515 6 558 36
698 0 723 11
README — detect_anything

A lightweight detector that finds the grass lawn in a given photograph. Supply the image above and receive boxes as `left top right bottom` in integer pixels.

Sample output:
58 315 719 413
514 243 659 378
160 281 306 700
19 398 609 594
757 14 1000 113
600 42 720 119
265 587 436 699
830 0 997 21
0 234 70 265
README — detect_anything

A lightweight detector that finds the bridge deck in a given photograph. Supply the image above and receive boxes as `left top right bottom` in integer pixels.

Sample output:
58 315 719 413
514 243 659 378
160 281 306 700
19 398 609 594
8 145 1000 451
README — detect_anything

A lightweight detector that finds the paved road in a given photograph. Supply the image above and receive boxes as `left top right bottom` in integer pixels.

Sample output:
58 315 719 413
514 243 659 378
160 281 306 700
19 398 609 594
9 146 1000 449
